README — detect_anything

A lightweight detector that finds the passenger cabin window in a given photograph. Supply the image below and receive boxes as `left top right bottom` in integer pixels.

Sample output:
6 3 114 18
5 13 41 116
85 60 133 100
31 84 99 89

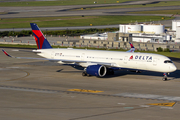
164 60 173 63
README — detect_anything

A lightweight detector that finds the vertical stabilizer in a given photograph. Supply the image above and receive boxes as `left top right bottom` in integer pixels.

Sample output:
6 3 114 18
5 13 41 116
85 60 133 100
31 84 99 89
30 23 52 49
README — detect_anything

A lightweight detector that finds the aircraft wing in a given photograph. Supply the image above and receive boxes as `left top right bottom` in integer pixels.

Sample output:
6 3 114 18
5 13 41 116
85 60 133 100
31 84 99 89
2 49 117 67
12 49 41 53
126 42 135 53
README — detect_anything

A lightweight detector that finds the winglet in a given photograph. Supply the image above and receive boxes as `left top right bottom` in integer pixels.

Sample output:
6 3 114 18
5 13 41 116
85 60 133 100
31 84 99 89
129 42 134 48
2 49 12 57
126 42 135 52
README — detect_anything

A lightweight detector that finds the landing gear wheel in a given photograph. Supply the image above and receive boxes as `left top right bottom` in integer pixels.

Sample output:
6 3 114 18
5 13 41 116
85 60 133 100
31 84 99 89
162 77 167 81
136 70 141 73
87 74 91 77
162 73 168 81
82 72 87 76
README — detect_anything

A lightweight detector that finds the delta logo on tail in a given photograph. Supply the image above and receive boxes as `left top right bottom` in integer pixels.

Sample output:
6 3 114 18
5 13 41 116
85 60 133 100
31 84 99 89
30 23 52 49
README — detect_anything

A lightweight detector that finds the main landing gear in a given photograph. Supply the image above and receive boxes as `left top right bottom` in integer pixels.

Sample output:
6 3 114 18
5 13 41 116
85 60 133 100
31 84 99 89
82 71 91 77
82 71 87 76
82 68 91 77
162 73 169 81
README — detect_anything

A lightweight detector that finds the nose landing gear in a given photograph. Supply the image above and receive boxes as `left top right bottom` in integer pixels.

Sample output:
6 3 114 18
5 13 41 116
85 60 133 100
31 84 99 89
162 73 169 81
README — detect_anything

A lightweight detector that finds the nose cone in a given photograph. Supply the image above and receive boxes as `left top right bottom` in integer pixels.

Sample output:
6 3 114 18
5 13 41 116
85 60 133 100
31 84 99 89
169 64 177 72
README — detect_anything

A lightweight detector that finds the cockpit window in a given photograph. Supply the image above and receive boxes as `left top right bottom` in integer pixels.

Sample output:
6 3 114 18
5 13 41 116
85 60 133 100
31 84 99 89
164 60 173 63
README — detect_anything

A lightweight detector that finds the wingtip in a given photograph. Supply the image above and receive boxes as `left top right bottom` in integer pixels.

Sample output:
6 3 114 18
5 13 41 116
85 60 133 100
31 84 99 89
2 49 11 57
129 42 134 48
2 49 5 53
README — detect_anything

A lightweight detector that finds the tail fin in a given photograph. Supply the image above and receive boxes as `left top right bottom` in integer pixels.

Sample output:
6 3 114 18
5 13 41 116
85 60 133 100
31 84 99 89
30 23 52 49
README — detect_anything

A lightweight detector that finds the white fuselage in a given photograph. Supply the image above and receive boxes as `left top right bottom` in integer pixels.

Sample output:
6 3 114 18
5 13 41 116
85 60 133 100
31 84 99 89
35 48 177 73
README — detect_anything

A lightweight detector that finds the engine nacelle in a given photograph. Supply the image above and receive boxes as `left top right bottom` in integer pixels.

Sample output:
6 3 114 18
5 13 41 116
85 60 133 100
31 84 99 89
86 65 107 77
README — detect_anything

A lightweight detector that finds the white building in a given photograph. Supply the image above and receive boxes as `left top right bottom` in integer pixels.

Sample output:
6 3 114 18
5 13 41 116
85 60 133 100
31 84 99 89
80 22 173 43
132 33 167 43
143 24 164 34
119 24 164 34
176 26 180 39
172 20 180 31
80 33 108 40
171 20 180 42
119 24 142 33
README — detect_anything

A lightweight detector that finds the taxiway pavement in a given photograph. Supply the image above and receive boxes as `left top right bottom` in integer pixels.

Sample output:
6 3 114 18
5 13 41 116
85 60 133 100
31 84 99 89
0 48 180 120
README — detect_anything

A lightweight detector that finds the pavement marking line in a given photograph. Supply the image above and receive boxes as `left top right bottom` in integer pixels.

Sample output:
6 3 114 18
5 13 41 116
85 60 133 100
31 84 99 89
140 105 150 108
147 102 176 107
124 107 134 109
68 89 104 93
114 93 180 101
5 70 30 81
0 85 177 103
0 86 57 93
0 67 30 82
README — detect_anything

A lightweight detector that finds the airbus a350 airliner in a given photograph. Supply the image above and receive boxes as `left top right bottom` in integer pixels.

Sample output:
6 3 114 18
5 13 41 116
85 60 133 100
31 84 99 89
2 23 177 81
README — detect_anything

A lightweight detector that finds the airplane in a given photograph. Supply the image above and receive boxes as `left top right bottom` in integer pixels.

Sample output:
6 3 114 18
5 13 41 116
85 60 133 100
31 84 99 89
2 23 177 81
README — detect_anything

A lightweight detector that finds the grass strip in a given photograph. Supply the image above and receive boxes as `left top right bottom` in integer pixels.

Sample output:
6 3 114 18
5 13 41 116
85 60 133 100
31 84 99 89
76 1 180 10
128 9 180 15
0 0 137 7
0 44 37 49
0 15 173 29
0 1 179 7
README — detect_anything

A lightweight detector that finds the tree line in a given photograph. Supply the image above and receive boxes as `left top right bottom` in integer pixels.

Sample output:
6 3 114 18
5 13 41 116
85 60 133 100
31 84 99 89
0 28 119 37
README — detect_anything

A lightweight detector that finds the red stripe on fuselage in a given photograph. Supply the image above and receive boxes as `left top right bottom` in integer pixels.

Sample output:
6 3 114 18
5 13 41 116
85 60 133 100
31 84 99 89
32 30 45 49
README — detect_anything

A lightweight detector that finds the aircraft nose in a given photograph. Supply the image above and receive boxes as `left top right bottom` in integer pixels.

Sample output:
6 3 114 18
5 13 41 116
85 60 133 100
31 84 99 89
169 64 177 72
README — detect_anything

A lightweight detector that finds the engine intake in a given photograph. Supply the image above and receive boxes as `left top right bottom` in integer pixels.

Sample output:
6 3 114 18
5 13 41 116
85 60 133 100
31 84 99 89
86 65 107 77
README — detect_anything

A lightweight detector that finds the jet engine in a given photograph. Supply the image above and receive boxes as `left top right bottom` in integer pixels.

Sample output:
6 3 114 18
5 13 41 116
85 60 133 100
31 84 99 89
86 65 107 77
